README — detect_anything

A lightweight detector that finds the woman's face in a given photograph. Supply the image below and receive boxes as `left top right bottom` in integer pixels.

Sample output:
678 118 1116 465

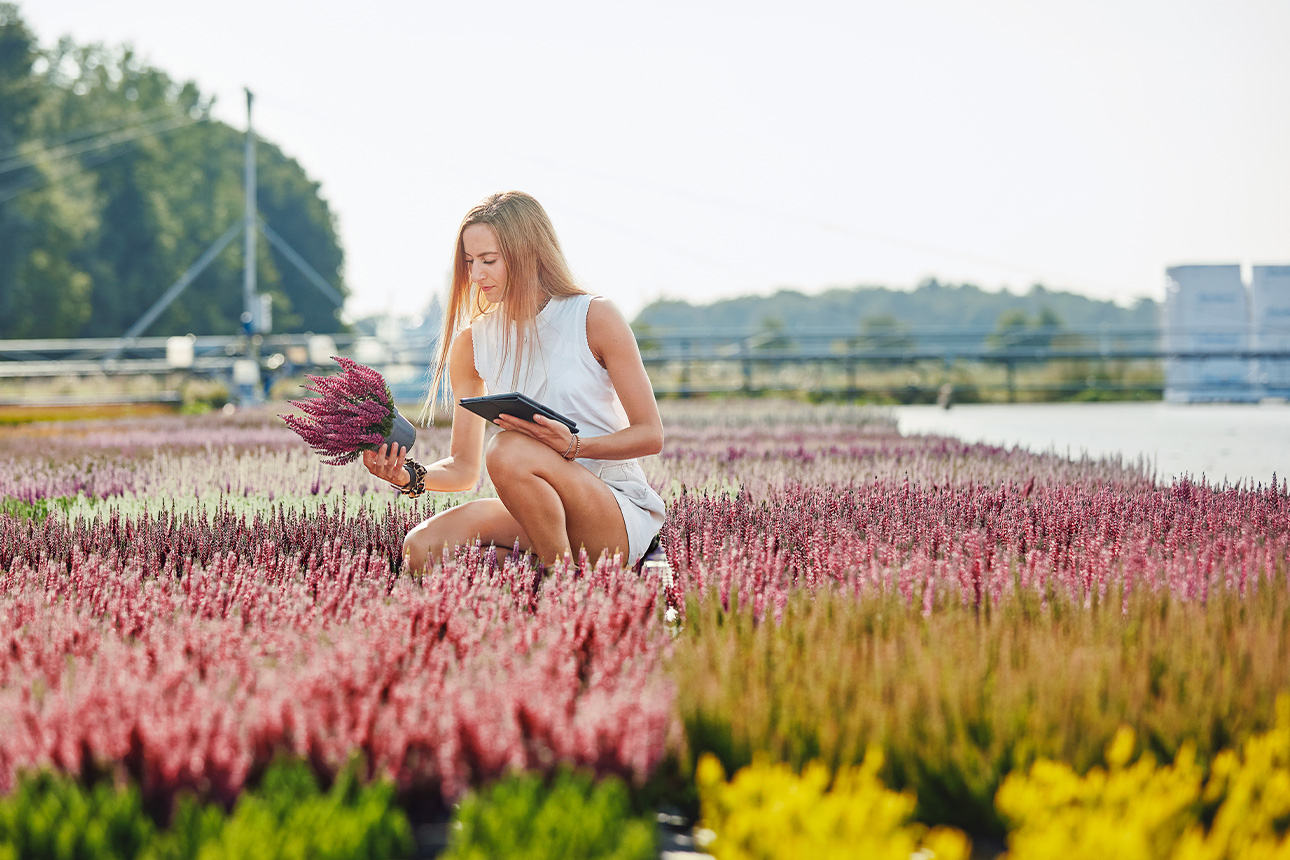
463 223 507 302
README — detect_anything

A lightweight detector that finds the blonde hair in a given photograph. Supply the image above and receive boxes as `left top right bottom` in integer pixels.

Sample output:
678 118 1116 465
422 191 586 422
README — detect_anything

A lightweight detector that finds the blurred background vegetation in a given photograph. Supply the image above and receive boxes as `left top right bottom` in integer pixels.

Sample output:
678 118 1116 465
634 279 1157 337
0 3 347 340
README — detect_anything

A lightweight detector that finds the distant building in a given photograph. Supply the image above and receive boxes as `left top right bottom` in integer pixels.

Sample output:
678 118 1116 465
1163 263 1290 402
1163 265 1254 402
1251 266 1290 399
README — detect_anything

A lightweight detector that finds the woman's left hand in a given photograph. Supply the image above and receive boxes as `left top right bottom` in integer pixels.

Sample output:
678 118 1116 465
494 413 574 456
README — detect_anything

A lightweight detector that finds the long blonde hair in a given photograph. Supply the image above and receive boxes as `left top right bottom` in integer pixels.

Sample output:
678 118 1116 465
422 191 586 422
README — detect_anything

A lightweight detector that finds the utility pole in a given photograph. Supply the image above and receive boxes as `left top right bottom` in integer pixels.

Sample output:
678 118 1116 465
234 88 262 404
243 88 257 326
114 84 345 369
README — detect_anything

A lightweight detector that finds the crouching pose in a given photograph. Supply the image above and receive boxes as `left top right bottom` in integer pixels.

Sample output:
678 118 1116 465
363 191 665 572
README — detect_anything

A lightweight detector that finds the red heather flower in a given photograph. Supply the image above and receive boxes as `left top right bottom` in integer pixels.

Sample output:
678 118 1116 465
280 357 396 465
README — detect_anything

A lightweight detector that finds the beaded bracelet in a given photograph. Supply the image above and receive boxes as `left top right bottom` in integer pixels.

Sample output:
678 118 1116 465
563 434 580 461
398 458 428 498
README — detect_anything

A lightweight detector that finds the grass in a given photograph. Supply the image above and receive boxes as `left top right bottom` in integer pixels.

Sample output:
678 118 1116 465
0 403 180 425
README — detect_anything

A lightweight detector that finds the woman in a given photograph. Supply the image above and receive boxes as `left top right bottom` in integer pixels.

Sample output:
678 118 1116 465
363 191 666 572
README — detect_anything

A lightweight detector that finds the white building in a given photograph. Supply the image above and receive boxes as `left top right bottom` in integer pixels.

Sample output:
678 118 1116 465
1162 265 1256 403
1251 265 1290 399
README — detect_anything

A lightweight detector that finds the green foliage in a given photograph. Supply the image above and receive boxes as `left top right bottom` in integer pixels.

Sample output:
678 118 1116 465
0 771 155 860
0 6 347 339
178 378 228 414
150 759 413 860
853 313 915 351
0 759 412 860
988 306 1084 352
0 494 76 522
0 5 41 146
443 769 655 860
749 317 792 351
634 279 1159 342
671 588 1290 841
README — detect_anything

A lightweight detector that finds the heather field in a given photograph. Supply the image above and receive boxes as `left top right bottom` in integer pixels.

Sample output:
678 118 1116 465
1 400 1288 859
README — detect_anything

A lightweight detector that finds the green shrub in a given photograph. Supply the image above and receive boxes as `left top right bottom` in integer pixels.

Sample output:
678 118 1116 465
443 769 655 860
0 759 412 860
0 495 76 523
0 771 155 860
151 758 413 860
178 379 228 414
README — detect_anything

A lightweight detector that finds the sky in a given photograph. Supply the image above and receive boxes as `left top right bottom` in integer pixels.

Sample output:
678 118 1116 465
16 0 1290 322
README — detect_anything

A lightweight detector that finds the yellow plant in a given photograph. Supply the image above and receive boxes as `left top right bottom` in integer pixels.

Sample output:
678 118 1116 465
996 726 1203 859
1174 694 1290 860
998 696 1290 859
695 751 970 860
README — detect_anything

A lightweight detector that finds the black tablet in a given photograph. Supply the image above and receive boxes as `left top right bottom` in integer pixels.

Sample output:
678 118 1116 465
458 392 579 434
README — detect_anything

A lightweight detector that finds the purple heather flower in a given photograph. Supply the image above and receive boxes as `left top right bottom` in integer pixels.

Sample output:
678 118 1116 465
281 357 397 465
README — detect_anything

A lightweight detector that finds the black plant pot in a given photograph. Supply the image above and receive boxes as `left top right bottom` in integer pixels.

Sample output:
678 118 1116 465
383 410 417 452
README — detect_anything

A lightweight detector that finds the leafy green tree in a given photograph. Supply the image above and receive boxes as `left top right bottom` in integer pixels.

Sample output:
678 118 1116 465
750 316 792 351
0 4 39 151
0 11 348 339
0 4 72 335
855 313 915 351
988 306 1073 351
634 280 1159 349
256 139 346 333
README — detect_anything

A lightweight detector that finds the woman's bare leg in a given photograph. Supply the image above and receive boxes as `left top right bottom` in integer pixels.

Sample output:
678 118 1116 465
485 430 630 566
401 431 630 572
402 498 530 573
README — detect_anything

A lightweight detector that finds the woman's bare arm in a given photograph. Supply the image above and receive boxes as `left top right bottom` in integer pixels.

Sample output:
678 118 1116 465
496 297 662 460
583 297 664 458
364 329 488 492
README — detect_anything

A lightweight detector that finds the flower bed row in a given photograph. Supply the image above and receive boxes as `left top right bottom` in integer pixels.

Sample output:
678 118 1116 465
8 708 1290 859
0 518 671 813
0 403 1286 855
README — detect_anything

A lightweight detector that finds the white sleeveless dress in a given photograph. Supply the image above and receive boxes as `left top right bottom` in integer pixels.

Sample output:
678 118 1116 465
470 294 666 565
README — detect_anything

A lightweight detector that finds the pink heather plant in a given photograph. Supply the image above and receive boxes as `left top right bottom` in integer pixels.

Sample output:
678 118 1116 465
281 357 396 465
0 529 673 810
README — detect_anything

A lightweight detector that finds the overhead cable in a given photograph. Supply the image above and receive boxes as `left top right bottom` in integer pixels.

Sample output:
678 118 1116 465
0 111 201 178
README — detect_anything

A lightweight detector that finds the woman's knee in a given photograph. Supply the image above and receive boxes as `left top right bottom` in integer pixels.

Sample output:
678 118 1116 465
403 521 435 572
404 514 456 571
403 500 518 572
485 430 542 484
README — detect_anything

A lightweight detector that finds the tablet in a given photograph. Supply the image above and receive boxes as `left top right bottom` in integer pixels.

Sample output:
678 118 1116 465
458 392 580 434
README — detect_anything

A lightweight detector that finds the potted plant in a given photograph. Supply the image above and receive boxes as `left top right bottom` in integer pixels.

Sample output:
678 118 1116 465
281 356 415 465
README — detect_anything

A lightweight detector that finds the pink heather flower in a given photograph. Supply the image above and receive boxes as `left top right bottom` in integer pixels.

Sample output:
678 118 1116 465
280 357 396 465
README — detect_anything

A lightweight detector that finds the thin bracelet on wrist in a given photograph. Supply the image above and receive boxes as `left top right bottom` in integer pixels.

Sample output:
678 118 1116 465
563 434 580 460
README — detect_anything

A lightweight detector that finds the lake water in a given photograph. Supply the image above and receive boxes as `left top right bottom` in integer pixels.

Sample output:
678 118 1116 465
892 401 1289 486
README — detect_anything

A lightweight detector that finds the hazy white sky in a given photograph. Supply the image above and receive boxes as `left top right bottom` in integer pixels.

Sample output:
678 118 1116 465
18 0 1290 321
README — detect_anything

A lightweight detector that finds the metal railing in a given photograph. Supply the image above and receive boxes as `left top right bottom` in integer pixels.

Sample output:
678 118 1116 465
1 326 1287 403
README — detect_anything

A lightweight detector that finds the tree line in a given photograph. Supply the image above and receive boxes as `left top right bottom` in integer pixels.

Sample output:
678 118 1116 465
633 279 1161 352
0 4 347 340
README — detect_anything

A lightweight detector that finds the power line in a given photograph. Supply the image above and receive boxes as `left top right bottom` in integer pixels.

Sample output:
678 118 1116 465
0 115 205 204
0 111 201 178
0 104 183 162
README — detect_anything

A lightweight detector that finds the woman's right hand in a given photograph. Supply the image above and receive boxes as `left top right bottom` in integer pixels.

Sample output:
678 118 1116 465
363 443 409 486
